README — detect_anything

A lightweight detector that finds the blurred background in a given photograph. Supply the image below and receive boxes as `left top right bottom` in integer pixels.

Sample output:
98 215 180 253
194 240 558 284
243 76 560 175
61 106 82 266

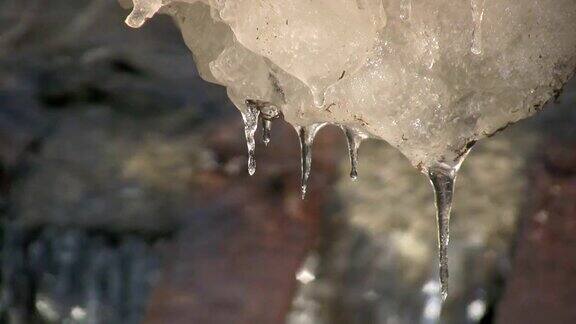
0 0 575 323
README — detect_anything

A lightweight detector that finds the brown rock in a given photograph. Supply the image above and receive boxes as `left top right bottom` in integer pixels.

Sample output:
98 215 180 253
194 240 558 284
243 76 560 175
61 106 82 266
496 141 576 324
144 118 345 324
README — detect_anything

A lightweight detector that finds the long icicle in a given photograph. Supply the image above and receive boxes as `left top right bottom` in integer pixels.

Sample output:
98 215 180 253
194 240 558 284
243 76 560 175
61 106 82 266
296 124 326 199
428 163 456 301
340 126 367 180
241 105 260 176
427 148 472 301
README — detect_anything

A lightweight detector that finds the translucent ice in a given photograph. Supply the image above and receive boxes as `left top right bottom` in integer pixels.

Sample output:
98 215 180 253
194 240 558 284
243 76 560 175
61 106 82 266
122 0 576 298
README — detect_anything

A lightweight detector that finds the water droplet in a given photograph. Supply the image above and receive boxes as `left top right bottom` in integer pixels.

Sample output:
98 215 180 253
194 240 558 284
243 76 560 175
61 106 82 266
241 105 260 175
296 124 326 199
261 118 272 146
400 0 412 21
471 0 486 55
341 126 368 180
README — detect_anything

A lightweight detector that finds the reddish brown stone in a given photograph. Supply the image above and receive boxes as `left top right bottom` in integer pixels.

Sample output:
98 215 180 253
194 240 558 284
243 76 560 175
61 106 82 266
144 118 345 324
496 140 576 324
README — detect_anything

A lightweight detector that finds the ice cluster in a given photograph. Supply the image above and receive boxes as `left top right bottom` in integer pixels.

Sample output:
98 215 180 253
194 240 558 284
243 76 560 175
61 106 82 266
122 0 576 299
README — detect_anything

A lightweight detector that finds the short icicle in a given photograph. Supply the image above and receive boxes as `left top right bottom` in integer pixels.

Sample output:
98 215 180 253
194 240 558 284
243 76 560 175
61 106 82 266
427 148 471 302
470 0 486 55
125 0 163 28
257 103 280 147
261 118 272 146
241 105 260 176
296 124 326 199
400 0 412 21
340 126 367 181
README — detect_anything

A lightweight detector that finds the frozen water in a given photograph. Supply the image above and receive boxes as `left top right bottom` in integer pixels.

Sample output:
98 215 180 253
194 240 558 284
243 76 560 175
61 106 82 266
341 126 369 180
296 123 326 199
122 0 576 298
470 0 486 55
126 0 576 171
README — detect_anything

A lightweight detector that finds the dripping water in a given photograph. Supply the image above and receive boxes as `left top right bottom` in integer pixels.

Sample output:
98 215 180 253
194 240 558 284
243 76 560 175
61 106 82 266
470 0 486 55
340 126 367 181
296 124 326 199
400 0 412 21
427 148 471 301
240 105 260 175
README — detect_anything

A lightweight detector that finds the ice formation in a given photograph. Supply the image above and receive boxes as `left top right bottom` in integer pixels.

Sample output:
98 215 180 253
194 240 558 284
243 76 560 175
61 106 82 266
122 0 576 299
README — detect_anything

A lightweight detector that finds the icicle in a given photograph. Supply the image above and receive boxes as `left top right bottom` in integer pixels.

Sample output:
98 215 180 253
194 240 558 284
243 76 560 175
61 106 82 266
252 102 280 147
428 163 456 301
261 118 272 146
400 0 412 21
296 124 326 199
427 148 471 301
311 88 326 108
241 105 260 176
340 126 367 181
470 0 486 55
125 0 163 28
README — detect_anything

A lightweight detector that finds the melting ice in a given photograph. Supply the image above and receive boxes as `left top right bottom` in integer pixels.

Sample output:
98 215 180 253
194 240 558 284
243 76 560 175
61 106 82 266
122 0 576 299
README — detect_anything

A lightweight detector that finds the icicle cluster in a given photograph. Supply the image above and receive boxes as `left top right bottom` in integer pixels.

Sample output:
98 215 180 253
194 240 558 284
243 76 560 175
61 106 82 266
121 0 576 299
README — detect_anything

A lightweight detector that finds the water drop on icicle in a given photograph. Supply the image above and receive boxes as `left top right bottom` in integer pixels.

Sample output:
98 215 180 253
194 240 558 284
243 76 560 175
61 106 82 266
470 0 486 55
296 124 326 199
261 118 272 146
427 148 471 301
340 126 367 181
241 105 260 175
400 0 412 21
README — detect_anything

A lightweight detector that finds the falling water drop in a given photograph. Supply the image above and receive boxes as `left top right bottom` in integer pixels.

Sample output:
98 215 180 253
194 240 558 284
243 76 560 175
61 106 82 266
427 148 471 301
240 105 260 175
261 118 272 146
470 0 486 55
400 0 412 21
296 123 326 199
340 126 368 181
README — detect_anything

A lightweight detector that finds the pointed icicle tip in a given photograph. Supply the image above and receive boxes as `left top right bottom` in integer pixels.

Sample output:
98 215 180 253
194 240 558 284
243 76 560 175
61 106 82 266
296 123 326 199
340 126 367 181
241 105 260 176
